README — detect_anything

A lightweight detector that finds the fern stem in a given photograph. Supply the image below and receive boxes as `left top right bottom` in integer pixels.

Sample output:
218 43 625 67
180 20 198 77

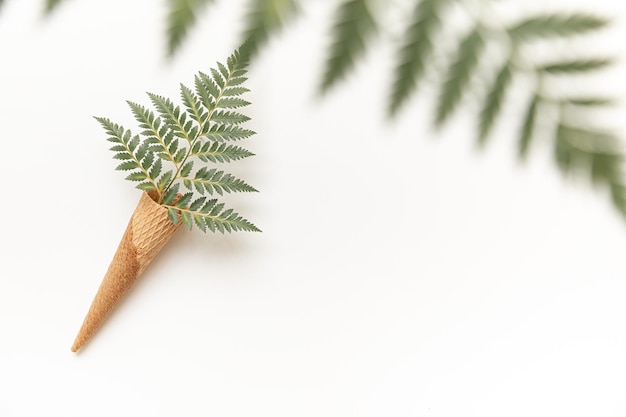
159 68 235 204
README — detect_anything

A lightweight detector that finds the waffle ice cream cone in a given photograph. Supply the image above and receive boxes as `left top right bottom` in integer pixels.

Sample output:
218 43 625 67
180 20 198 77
71 192 181 352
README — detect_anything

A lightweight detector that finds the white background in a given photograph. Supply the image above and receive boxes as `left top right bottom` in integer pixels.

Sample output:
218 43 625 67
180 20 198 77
1 0 626 416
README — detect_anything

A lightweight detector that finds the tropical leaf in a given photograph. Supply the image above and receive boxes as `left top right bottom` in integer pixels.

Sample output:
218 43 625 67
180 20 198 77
320 0 377 93
389 0 449 116
166 0 214 57
435 27 485 126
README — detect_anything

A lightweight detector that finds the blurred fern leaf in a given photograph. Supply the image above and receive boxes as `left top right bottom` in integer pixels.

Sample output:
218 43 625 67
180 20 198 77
389 0 449 116
44 0 64 14
508 14 608 42
320 0 377 93
166 0 214 57
518 95 540 160
436 27 485 126
478 63 512 145
537 58 613 73
239 0 299 60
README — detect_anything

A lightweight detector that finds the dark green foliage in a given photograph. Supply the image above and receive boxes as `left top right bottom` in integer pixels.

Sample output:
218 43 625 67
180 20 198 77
436 28 485 126
389 0 449 116
320 0 377 93
96 49 260 233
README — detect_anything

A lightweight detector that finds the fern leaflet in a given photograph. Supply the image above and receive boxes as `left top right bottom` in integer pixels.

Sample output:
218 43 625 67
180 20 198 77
320 0 377 93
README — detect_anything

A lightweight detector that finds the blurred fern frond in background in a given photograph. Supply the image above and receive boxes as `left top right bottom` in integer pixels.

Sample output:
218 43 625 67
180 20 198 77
22 0 626 219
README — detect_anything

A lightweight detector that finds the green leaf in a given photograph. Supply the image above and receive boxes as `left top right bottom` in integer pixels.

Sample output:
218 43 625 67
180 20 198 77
204 124 255 141
180 161 194 177
167 207 180 226
150 158 163 179
518 95 540 160
508 14 608 42
186 167 258 195
181 211 193 230
176 192 194 209
563 97 615 107
210 110 251 125
555 124 622 183
158 170 174 191
239 0 299 60
320 0 377 93
435 27 485 126
478 63 513 145
148 92 195 143
137 182 157 192
180 83 208 127
126 172 148 182
537 58 613 73
217 97 251 109
193 142 255 163
389 0 450 116
44 0 64 14
162 183 180 205
166 0 215 57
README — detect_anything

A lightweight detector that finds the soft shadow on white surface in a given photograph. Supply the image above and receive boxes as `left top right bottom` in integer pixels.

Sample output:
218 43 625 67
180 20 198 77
1 0 626 416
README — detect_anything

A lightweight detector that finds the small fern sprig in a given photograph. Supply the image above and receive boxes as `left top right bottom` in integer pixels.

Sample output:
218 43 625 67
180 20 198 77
96 49 260 233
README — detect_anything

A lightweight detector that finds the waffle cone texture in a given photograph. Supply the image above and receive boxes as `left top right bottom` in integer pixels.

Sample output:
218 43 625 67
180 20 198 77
71 192 181 352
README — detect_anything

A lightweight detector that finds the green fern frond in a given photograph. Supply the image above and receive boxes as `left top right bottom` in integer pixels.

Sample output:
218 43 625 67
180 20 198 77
192 142 255 163
518 95 540 160
126 101 179 167
239 0 299 60
180 83 208 127
95 117 159 192
508 14 608 42
96 49 259 233
203 124 255 141
435 27 485 126
478 63 513 145
389 0 449 116
147 92 197 144
166 0 214 57
537 58 613 73
165 198 261 233
320 0 377 93
182 167 258 195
